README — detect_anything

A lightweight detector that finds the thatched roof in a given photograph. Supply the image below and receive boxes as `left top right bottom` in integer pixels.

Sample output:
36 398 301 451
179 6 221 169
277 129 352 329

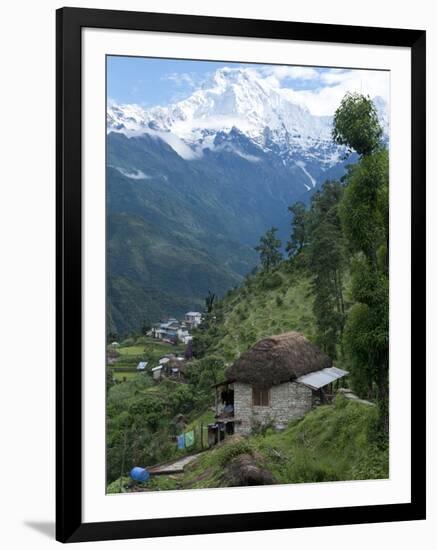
225 332 332 389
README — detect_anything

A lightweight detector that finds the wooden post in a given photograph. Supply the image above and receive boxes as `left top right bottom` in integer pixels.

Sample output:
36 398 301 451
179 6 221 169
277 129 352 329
200 421 204 449
120 427 127 493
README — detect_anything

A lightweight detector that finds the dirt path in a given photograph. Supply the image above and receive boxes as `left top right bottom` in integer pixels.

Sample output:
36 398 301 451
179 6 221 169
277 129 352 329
148 453 202 475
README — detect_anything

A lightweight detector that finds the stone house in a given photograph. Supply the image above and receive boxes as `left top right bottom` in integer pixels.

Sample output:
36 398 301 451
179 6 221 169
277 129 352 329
211 331 348 438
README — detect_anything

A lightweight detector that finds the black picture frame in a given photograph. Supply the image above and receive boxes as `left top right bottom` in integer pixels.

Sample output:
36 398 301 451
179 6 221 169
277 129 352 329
56 7 426 543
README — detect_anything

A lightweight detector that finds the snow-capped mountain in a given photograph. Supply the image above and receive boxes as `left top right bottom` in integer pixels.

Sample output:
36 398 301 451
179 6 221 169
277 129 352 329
106 67 388 334
108 67 388 173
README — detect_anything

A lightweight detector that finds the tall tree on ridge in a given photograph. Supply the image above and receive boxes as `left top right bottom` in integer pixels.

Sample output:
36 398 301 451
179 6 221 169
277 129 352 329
286 202 308 257
255 227 282 271
333 92 389 433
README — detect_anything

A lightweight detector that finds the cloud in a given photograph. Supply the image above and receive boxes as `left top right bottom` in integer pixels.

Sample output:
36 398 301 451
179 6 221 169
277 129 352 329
266 65 319 81
212 143 261 162
230 65 389 116
163 72 198 88
278 69 389 116
113 167 151 180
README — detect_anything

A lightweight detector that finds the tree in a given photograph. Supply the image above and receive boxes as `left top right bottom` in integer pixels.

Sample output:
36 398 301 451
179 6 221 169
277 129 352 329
205 291 216 313
286 202 308 257
332 92 383 157
333 93 388 433
255 227 282 271
306 181 346 358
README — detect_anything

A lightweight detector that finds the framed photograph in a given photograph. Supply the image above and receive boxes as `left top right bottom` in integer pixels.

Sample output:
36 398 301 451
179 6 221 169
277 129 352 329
56 7 426 543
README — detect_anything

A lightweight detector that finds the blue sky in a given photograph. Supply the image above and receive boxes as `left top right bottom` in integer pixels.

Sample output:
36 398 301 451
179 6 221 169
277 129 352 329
107 56 389 116
107 57 228 107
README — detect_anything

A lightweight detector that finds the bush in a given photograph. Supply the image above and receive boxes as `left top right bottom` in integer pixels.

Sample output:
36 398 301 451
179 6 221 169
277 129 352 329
350 445 388 480
290 458 340 483
215 440 254 467
334 393 349 409
261 272 282 290
120 337 135 347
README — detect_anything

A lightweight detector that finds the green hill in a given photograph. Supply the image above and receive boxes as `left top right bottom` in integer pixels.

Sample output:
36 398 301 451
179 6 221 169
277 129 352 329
106 129 329 336
181 395 387 489
191 261 316 365
108 395 387 492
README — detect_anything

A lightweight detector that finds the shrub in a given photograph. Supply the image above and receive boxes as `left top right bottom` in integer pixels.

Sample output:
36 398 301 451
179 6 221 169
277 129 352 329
261 272 282 290
215 440 254 467
350 445 389 480
291 459 340 483
334 393 349 409
120 337 135 347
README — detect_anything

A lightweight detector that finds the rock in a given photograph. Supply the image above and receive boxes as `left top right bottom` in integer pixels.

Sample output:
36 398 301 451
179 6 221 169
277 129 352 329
224 453 276 486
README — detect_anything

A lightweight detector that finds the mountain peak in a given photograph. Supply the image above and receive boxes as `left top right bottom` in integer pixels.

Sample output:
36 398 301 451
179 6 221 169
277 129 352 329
107 66 387 166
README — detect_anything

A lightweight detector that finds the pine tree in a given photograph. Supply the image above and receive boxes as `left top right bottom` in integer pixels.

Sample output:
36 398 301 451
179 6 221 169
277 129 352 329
255 227 282 271
306 181 346 358
286 202 308 257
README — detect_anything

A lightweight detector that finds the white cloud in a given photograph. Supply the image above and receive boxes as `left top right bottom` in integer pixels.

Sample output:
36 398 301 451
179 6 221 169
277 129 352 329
114 167 151 180
163 72 198 88
213 143 261 162
279 69 389 116
233 65 389 116
268 65 319 80
258 65 320 88
146 129 201 160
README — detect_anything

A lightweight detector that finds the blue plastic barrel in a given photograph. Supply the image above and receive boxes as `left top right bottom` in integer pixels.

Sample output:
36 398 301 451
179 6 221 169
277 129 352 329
130 467 150 483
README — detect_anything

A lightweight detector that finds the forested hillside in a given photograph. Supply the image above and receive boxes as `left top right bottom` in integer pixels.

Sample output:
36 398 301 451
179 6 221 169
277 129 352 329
106 93 389 491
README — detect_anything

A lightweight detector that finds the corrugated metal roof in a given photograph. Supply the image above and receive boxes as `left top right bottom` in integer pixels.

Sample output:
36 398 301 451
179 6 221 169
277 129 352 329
296 366 349 390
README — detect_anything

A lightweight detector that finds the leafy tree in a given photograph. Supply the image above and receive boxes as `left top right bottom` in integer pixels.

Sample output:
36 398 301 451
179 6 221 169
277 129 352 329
332 92 383 157
184 339 194 360
255 227 282 271
286 202 308 257
333 93 388 433
306 181 346 358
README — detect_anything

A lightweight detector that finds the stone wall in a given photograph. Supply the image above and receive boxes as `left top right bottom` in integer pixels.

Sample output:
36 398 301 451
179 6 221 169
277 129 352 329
233 381 313 435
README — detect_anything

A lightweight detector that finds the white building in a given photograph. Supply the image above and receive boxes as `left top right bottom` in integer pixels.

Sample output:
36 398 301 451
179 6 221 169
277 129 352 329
151 365 163 380
185 311 202 329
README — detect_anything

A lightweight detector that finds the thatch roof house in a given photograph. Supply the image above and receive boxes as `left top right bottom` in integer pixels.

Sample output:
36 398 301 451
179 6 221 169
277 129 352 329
226 332 332 389
212 332 348 437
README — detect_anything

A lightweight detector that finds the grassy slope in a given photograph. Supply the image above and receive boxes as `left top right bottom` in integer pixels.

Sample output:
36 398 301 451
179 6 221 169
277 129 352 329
197 262 315 364
107 262 388 493
141 396 387 492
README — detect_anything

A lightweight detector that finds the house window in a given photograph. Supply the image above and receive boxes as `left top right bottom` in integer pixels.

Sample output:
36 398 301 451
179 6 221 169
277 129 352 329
252 387 270 407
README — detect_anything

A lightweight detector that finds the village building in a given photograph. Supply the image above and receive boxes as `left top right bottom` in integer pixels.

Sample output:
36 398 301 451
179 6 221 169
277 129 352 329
151 365 163 380
152 357 187 381
177 327 192 344
210 331 348 440
185 311 202 329
151 317 194 344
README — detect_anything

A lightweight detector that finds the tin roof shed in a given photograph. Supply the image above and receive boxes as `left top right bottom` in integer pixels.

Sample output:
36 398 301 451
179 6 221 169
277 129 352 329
296 366 349 390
